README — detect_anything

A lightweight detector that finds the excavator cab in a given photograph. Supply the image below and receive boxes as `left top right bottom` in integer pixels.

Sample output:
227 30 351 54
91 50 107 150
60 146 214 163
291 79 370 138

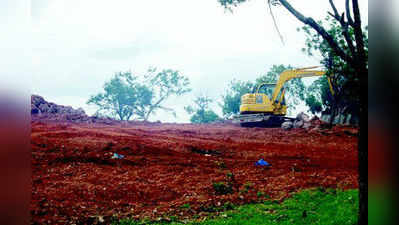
240 82 286 116
256 83 275 100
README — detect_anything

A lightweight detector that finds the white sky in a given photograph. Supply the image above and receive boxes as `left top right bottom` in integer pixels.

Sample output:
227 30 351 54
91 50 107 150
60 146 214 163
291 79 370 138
1 0 368 122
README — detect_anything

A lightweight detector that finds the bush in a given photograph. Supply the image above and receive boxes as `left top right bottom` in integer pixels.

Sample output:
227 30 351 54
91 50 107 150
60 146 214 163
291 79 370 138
213 182 233 195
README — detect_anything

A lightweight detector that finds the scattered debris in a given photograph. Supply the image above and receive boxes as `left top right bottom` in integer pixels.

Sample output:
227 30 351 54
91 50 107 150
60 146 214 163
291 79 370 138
189 146 221 155
111 153 125 159
255 159 270 166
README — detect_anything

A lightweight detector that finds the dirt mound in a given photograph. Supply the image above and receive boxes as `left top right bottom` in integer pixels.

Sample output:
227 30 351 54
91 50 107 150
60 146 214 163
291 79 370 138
31 95 125 125
31 95 89 121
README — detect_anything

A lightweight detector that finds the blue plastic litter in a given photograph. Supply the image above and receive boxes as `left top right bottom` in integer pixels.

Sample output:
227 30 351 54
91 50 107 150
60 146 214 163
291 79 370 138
112 153 124 159
255 159 270 166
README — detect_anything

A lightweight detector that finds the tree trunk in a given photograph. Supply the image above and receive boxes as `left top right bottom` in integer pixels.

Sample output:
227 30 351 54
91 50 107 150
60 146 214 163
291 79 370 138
144 107 154 121
356 65 368 225
329 105 336 126
274 1 366 223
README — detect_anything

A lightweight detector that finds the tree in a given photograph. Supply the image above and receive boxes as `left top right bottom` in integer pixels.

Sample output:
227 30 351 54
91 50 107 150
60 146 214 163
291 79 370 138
304 76 332 115
305 94 322 115
87 72 152 121
219 0 367 76
185 94 220 123
301 16 367 125
220 79 255 118
87 68 191 121
218 1 367 223
140 68 192 120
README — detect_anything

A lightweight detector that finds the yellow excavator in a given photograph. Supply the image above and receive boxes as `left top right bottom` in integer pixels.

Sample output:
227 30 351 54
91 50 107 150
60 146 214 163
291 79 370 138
233 66 334 127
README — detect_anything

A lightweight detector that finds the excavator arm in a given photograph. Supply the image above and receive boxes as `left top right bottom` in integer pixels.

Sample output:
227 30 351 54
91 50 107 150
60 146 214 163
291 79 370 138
271 66 334 104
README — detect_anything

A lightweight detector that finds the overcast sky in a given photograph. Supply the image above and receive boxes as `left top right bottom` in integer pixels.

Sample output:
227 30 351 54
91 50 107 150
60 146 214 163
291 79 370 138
1 0 368 122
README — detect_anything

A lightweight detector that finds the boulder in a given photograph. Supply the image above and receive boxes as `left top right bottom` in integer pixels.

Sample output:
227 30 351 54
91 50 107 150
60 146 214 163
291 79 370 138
31 95 46 107
303 122 312 129
31 104 40 114
296 112 310 122
48 103 58 113
281 121 293 130
38 103 50 113
293 120 304 128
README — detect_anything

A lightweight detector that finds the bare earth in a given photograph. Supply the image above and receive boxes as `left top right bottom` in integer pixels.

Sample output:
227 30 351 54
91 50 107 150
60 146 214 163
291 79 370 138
31 120 358 224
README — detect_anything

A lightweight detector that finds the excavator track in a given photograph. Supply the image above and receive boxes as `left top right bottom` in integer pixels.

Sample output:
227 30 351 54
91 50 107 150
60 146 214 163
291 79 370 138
233 113 291 127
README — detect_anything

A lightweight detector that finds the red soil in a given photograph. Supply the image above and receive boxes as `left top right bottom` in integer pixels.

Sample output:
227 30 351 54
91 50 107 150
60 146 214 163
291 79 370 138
31 121 358 224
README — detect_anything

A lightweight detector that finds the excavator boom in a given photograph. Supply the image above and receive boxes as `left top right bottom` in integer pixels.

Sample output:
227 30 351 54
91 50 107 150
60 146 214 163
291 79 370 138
271 67 334 103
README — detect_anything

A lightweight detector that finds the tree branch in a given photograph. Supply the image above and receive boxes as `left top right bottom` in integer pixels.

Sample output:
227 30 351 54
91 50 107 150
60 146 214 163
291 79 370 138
327 12 339 21
278 0 355 66
328 4 356 57
144 94 168 121
267 0 285 45
328 0 339 19
341 21 356 58
345 0 355 26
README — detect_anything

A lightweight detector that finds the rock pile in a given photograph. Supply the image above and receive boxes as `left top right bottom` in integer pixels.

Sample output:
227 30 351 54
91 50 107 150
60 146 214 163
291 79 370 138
31 95 89 122
281 112 326 130
31 95 121 124
31 95 144 125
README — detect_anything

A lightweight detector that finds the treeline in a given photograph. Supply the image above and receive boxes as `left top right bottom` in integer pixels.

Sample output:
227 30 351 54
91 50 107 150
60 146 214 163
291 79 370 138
88 16 366 124
87 64 334 124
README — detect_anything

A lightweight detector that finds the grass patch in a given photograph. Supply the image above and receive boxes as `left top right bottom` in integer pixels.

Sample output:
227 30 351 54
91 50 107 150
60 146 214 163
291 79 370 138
114 188 358 225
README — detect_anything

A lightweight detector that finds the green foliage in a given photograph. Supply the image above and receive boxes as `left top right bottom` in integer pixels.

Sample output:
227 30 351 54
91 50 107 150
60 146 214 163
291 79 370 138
218 0 247 9
257 191 269 199
218 0 281 12
215 161 226 169
180 203 191 210
239 182 253 194
305 95 322 114
142 68 191 120
87 72 152 121
88 68 191 121
300 16 368 118
185 94 220 124
223 201 235 210
305 76 334 115
220 79 254 118
213 182 233 195
115 188 358 225
243 182 253 190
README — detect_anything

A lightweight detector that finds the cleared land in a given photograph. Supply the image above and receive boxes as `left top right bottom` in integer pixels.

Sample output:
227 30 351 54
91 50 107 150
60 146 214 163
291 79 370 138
31 120 358 224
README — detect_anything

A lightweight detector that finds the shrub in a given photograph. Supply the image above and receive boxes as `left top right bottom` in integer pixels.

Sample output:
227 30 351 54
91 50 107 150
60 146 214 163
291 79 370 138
213 182 233 195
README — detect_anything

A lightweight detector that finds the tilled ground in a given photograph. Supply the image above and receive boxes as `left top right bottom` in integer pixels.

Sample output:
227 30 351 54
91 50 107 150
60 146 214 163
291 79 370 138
31 121 358 224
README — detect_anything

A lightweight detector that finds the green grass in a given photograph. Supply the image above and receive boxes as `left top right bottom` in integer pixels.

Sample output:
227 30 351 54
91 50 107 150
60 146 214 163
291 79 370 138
114 188 358 225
